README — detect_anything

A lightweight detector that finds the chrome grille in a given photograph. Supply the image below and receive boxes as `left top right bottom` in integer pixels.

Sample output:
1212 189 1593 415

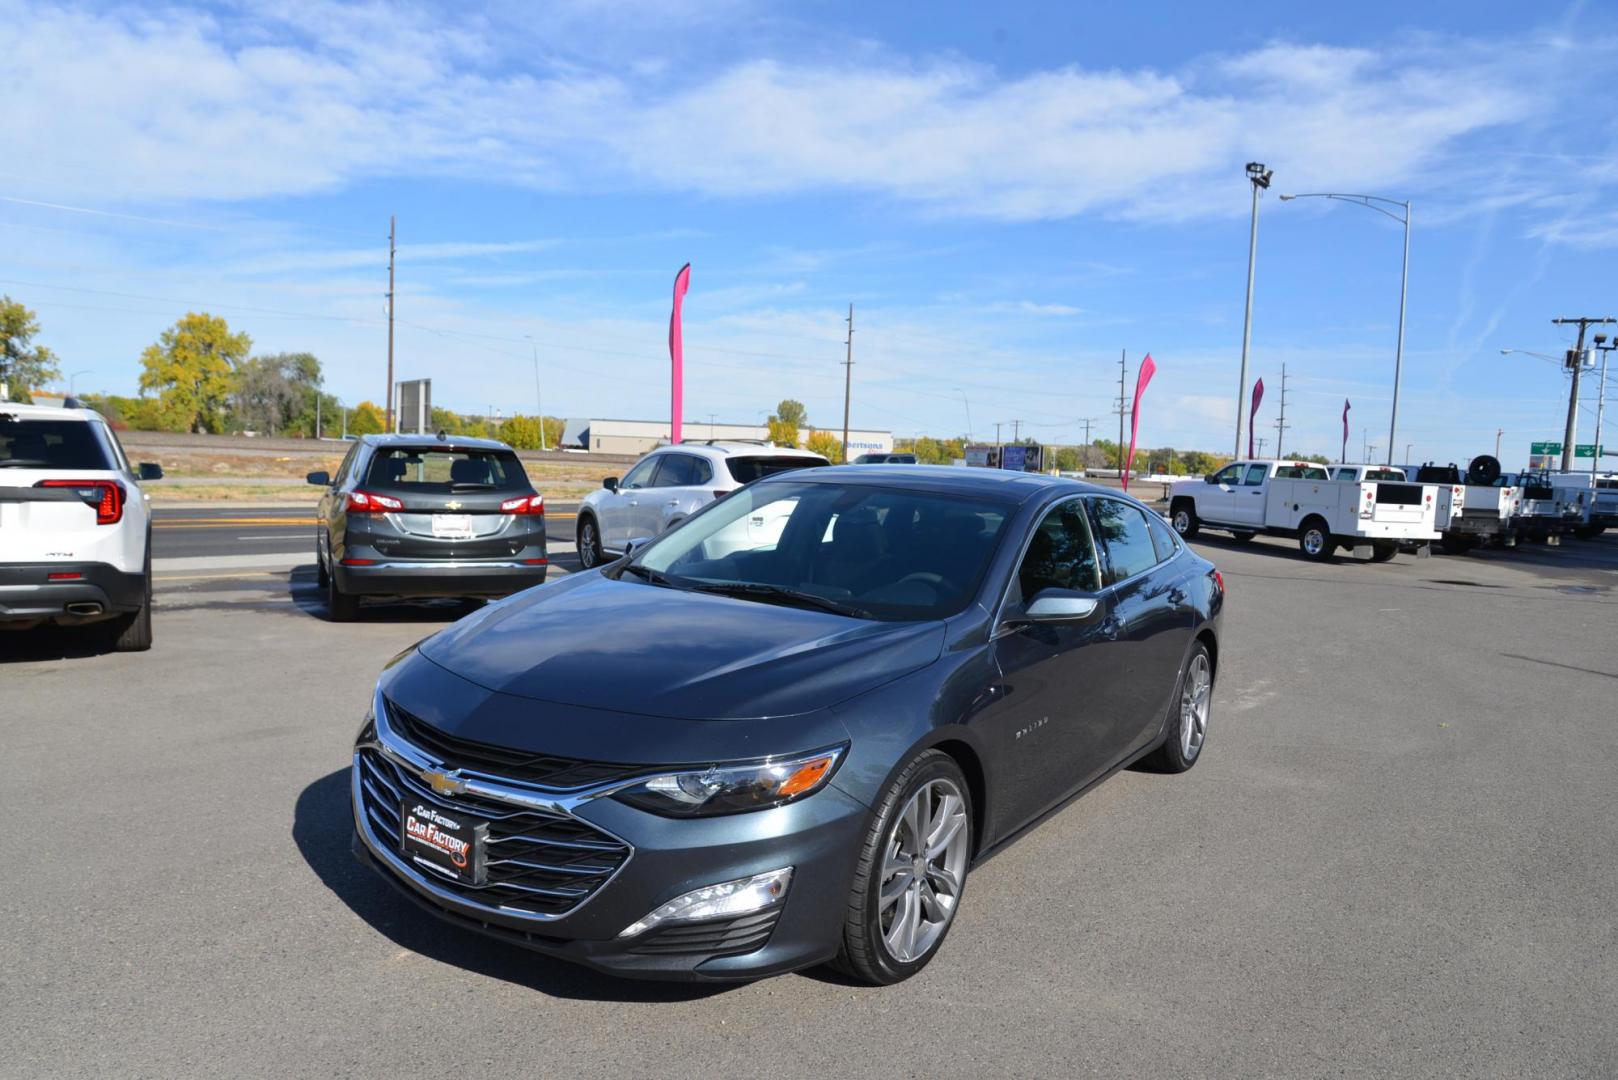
357 747 630 917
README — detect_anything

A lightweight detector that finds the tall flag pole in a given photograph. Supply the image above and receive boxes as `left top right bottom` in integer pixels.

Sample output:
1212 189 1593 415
668 263 691 445
1248 378 1265 458
1124 353 1157 491
1341 398 1351 463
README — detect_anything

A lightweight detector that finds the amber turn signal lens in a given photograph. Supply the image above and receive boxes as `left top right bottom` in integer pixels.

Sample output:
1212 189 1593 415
778 755 835 797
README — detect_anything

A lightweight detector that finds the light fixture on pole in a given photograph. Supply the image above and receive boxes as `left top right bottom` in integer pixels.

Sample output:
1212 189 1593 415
68 369 91 396
1279 191 1410 465
1234 162 1272 460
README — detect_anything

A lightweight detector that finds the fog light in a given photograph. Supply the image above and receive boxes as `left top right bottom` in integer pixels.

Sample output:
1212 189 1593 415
618 867 793 938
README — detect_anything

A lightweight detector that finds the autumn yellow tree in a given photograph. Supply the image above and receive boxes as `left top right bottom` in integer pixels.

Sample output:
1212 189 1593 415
137 313 250 432
348 400 385 436
805 428 844 463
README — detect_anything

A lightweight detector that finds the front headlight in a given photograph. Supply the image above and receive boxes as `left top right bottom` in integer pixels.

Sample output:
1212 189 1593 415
611 745 846 817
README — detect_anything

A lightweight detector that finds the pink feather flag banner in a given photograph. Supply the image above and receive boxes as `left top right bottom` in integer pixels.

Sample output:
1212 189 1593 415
1341 398 1351 463
1123 353 1157 491
1248 378 1265 458
669 263 691 444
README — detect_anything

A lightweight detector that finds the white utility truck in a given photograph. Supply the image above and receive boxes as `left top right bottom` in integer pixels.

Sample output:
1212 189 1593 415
1169 458 1441 562
1397 457 1520 554
1549 472 1618 540
1498 471 1567 543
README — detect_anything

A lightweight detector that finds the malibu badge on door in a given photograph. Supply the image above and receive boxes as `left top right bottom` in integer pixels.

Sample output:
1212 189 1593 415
401 801 486 884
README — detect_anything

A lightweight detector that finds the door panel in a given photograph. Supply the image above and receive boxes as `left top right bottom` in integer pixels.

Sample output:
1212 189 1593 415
1229 463 1269 527
1201 463 1242 523
606 457 660 547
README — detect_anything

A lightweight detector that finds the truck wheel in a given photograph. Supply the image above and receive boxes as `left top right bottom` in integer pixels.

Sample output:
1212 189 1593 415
1440 534 1477 555
1369 542 1398 563
1298 518 1335 562
1574 524 1604 540
1170 501 1200 539
1230 531 1256 543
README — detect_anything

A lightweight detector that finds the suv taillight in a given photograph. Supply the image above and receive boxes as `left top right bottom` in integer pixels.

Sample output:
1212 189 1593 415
712 490 730 501
499 494 544 515
35 479 124 525
346 490 404 512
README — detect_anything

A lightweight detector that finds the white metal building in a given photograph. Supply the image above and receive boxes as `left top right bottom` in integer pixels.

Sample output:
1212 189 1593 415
563 418 893 457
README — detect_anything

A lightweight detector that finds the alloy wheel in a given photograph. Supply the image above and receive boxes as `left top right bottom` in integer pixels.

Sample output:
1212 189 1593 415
579 521 598 568
878 778 969 964
1180 652 1211 761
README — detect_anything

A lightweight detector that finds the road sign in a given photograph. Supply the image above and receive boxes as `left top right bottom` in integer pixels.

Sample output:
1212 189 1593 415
1575 444 1604 458
1530 441 1562 455
395 378 432 434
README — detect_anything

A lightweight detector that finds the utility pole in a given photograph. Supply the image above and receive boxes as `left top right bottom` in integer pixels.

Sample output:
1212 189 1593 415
1010 419 1023 443
1362 428 1369 464
1273 362 1291 459
385 215 396 434
994 421 1003 457
1593 335 1614 477
840 303 854 463
1079 417 1097 468
1256 435 1267 457
1116 349 1128 475
524 336 547 450
1234 162 1272 459
1551 316 1615 471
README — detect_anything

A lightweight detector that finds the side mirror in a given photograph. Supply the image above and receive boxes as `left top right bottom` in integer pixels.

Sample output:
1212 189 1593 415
1204 473 1218 484
306 470 331 486
138 462 164 481
603 476 619 493
623 536 653 558
1025 591 1100 623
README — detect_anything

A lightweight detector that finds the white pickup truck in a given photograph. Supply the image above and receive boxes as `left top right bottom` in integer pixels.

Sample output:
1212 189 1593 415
1549 472 1618 540
1396 460 1519 554
1169 458 1441 562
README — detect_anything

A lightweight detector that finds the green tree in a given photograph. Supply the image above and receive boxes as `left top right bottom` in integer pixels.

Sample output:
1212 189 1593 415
0 296 61 403
234 352 321 435
137 313 250 433
805 428 844 463
774 399 808 428
1054 446 1082 472
348 400 385 436
498 415 544 450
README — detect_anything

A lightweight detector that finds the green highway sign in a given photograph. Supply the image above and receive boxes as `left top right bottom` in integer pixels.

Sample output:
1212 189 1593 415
1575 444 1604 458
1530 441 1562 454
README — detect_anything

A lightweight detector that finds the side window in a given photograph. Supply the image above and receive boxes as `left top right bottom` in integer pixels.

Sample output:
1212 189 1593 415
334 444 360 486
1089 498 1159 584
1212 464 1242 484
619 456 660 490
691 457 714 485
1332 468 1353 481
1243 465 1267 486
653 454 701 488
1147 512 1180 562
1015 499 1101 603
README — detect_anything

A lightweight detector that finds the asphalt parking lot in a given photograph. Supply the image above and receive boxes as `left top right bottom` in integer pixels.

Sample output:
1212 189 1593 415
4 533 1616 1078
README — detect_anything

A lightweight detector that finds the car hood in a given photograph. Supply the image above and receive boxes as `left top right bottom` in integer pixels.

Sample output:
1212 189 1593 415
417 572 945 721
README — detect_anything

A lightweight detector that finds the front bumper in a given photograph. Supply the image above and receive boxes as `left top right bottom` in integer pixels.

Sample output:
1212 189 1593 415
335 560 548 599
0 561 145 625
349 732 870 981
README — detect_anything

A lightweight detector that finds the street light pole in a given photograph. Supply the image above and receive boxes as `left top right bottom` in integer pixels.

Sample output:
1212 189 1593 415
68 369 91 396
523 334 546 450
1235 163 1272 460
1593 336 1614 477
953 387 973 445
1279 191 1409 465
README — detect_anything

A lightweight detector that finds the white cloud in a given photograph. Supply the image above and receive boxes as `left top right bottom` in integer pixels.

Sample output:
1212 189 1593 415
1 1 1573 221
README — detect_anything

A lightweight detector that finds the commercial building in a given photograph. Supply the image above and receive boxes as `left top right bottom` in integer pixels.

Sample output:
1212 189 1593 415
562 418 894 457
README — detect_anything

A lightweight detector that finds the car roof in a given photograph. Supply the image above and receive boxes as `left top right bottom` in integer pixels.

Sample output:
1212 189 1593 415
766 463 1123 504
0 402 106 422
360 432 513 452
652 441 824 458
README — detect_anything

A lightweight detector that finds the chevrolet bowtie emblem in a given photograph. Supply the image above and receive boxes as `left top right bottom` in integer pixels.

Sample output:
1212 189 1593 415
422 769 467 795
444 501 463 510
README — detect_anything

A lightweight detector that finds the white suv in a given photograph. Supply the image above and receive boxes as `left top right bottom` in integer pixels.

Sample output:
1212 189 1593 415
575 441 826 568
0 402 163 650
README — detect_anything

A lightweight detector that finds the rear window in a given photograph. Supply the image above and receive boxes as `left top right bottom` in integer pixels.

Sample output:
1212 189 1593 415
1366 468 1406 482
1089 498 1159 584
724 455 827 484
0 418 115 470
363 447 529 492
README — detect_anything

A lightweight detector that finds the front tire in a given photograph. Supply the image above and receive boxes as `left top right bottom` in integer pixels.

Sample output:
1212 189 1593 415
1298 517 1335 562
326 569 359 622
831 750 972 986
577 516 603 569
1170 501 1200 540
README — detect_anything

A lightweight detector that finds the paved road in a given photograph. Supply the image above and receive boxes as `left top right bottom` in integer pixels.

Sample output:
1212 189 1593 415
151 503 582 559
3 533 1616 1077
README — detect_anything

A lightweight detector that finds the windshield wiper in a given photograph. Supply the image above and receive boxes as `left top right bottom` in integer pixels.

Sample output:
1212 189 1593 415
619 563 673 586
683 581 872 619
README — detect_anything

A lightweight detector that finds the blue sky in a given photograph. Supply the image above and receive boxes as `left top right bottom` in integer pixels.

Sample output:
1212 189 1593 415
3 0 1616 465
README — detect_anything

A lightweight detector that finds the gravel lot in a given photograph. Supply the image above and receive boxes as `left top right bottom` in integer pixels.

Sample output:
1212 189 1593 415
3 534 1615 1078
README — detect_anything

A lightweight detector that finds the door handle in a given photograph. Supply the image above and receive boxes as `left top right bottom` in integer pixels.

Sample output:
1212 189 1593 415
666 499 679 506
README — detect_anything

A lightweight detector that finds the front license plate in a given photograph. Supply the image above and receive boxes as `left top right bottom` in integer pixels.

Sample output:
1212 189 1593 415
400 799 486 884
432 513 474 539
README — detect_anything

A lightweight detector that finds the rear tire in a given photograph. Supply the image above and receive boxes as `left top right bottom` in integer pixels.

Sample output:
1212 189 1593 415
1369 542 1398 563
1141 641 1212 773
109 555 153 652
326 570 359 622
1170 501 1200 540
577 516 603 569
831 749 972 986
1440 534 1478 555
1298 517 1335 562
1230 531 1256 543
316 541 330 588
1574 524 1604 540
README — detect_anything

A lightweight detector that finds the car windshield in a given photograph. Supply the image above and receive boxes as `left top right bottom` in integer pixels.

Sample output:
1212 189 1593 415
724 455 826 483
0 418 113 469
363 447 528 492
626 480 1011 621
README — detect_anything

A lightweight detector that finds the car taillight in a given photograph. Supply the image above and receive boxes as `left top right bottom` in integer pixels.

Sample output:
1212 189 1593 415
346 490 404 512
35 479 124 525
499 494 545 515
1212 568 1225 595
713 490 730 501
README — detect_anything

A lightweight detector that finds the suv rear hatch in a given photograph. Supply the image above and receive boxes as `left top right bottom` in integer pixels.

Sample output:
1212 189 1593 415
724 455 827 484
352 445 541 560
0 414 125 561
